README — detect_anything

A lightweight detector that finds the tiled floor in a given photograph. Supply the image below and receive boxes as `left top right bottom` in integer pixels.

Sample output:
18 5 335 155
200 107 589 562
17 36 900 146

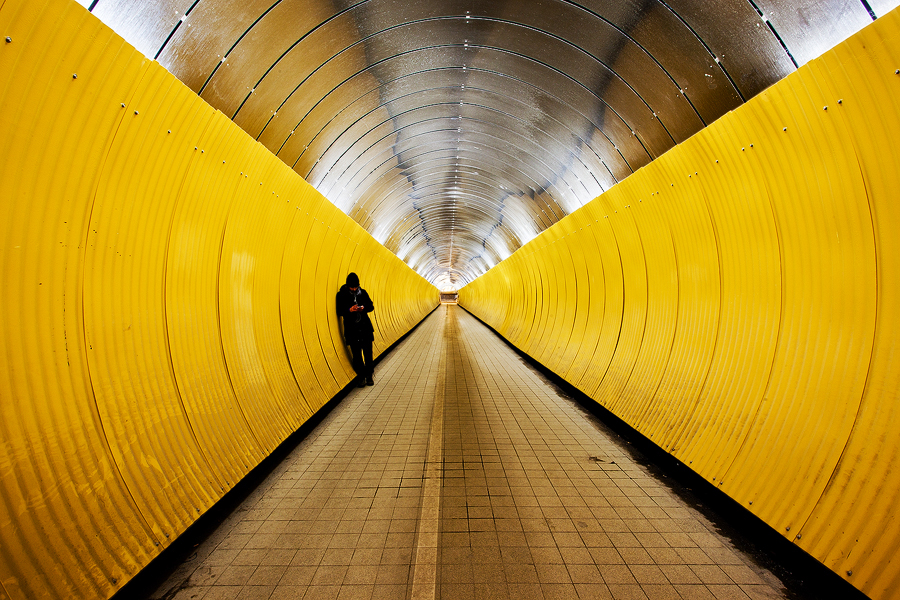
152 305 787 600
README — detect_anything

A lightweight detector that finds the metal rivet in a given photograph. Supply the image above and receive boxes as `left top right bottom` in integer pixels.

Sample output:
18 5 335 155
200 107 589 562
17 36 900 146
5 37 11 43
847 570 853 576
786 526 791 531
750 144 753 147
134 110 139 115
741 147 745 151
111 578 117 584
749 501 753 505
796 534 802 539
121 103 125 108
167 130 171 134
838 99 843 104
201 150 204 153
195 147 198 150
72 73 77 79
783 127 787 131
895 70 899 74
823 106 828 110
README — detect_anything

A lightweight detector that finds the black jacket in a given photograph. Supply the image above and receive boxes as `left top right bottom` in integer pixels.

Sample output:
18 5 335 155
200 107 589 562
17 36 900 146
336 284 375 344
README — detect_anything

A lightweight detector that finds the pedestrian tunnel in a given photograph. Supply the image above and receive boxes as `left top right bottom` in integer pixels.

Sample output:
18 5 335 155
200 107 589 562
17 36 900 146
1 1 900 599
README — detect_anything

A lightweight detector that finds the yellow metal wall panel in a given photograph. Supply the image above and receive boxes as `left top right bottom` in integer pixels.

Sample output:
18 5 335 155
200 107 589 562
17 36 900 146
641 149 721 451
558 212 596 384
573 205 624 400
791 15 900 596
589 191 648 408
550 226 580 376
719 69 876 532
84 59 224 540
281 187 328 414
165 112 267 486
530 228 560 366
608 169 678 426
298 198 342 401
324 218 361 383
461 10 897 599
0 1 438 598
219 148 306 453
667 114 782 483
0 2 158 598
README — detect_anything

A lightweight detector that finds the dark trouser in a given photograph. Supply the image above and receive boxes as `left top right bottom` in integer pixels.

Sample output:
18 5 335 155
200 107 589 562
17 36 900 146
350 341 373 379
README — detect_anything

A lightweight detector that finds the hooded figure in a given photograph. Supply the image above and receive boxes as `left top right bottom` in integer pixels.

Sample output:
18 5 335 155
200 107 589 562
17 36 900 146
336 272 375 386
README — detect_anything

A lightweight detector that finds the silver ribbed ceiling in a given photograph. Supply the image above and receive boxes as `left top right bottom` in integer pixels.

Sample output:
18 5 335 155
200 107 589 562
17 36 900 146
80 0 890 288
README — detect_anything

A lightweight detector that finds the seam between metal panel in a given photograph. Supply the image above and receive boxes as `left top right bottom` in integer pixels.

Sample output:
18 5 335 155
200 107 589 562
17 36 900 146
79 63 160 546
793 124 880 540
718 149 786 492
197 0 284 96
162 114 224 493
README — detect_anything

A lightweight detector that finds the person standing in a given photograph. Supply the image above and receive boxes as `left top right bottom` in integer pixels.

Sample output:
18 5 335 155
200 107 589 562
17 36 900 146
336 272 375 387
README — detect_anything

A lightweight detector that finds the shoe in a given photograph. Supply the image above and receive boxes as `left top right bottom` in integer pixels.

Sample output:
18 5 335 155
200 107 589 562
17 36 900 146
357 379 366 388
365 377 374 386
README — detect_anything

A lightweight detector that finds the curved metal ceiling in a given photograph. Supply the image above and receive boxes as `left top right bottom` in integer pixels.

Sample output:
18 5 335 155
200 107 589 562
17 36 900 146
81 0 888 288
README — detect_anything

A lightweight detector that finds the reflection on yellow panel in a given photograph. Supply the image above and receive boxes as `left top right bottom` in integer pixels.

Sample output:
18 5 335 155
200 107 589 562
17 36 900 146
461 10 899 600
166 112 266 489
0 0 438 598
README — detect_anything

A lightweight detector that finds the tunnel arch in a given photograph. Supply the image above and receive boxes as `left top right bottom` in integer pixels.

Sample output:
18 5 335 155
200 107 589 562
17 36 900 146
2 1 900 599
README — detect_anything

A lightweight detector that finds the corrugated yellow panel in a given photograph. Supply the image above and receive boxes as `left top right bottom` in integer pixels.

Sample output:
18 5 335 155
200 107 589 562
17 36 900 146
606 168 678 426
719 63 876 533
165 110 267 493
518 239 547 356
497 254 524 345
665 112 782 483
531 227 563 366
84 58 223 541
218 147 298 453
571 203 624 399
791 13 900 597
280 184 330 414
589 189 648 408
366 246 392 353
243 160 314 435
640 149 721 452
0 1 157 598
558 211 597 384
547 223 580 376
